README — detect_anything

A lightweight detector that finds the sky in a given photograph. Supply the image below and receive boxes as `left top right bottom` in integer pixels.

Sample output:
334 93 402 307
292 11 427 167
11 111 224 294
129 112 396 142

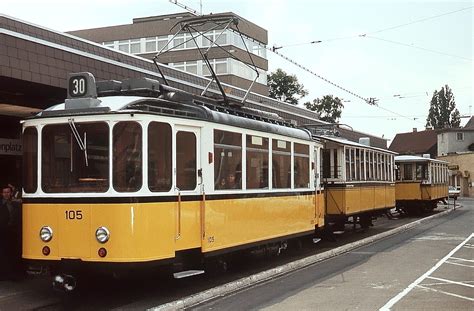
2 0 473 143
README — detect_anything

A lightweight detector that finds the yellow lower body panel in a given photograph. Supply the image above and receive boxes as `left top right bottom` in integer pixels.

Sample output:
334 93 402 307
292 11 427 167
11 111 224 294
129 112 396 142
326 183 395 216
23 202 177 263
202 193 316 252
23 192 319 263
396 182 448 201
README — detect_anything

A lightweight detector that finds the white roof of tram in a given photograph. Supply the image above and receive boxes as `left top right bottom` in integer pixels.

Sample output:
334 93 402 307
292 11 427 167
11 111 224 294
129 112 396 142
395 155 448 164
42 96 146 113
317 135 397 154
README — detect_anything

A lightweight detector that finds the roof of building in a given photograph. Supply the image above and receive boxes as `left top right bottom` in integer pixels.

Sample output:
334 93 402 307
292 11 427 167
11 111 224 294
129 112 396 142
464 116 474 129
389 129 438 154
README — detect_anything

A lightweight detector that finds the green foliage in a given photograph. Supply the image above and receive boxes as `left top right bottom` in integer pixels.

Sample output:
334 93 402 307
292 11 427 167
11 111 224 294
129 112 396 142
267 69 308 105
304 95 344 123
426 85 461 129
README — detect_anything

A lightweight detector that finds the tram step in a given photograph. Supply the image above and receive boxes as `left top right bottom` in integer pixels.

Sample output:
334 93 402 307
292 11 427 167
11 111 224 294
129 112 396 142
173 270 205 279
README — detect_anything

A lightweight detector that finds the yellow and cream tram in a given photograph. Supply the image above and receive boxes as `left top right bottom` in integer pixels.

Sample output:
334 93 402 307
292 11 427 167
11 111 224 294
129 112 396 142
21 73 324 288
395 155 449 214
315 135 397 228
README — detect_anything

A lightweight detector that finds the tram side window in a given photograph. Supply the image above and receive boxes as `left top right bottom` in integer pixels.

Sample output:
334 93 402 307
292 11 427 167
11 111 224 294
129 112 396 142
113 122 142 192
416 163 428 180
148 122 172 192
345 149 350 181
214 130 242 190
333 149 339 178
246 135 269 189
294 143 309 188
365 150 370 181
272 139 291 188
355 149 360 181
403 164 413 180
23 127 37 193
176 131 197 191
322 149 331 179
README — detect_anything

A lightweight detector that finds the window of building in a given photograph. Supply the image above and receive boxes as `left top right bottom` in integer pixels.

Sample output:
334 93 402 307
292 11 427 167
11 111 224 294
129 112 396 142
42 122 110 193
103 41 114 49
173 35 185 49
272 139 291 188
215 31 227 45
113 122 142 192
202 31 215 47
184 33 197 49
130 39 141 54
176 131 197 191
456 132 464 141
214 130 242 190
118 40 130 53
145 37 157 53
294 143 310 188
23 127 37 193
215 59 228 74
246 135 269 189
157 36 169 51
148 122 172 192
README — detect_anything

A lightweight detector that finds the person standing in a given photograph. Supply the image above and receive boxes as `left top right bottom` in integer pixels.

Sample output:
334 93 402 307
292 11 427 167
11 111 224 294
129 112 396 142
1 186 22 279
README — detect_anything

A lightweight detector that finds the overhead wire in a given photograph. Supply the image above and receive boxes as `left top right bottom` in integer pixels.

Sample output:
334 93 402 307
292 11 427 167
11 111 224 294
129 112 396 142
364 5 474 35
363 35 472 61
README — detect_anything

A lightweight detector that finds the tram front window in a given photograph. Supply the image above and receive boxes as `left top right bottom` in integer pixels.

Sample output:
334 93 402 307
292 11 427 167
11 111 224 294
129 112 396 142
42 122 109 193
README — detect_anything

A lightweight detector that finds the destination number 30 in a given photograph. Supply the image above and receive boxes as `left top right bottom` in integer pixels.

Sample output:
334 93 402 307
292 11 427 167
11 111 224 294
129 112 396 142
65 210 83 220
70 77 87 96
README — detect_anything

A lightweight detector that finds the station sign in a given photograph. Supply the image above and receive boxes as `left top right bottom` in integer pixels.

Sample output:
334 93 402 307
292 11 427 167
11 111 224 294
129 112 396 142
0 138 22 156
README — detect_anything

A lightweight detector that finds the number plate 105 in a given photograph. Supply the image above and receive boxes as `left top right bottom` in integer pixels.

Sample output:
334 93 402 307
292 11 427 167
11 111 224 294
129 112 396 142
65 210 83 220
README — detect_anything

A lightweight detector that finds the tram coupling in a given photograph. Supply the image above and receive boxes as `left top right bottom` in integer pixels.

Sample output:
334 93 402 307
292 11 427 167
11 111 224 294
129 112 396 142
52 274 77 292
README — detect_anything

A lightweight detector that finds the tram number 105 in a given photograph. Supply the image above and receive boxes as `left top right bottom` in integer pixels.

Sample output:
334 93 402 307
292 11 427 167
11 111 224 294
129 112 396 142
65 210 83 220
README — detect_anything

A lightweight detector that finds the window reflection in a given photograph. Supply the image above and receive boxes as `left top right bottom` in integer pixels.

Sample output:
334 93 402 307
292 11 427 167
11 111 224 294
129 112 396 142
246 135 268 189
113 122 142 192
176 131 197 191
214 130 242 190
42 122 109 193
148 122 172 192
23 127 37 193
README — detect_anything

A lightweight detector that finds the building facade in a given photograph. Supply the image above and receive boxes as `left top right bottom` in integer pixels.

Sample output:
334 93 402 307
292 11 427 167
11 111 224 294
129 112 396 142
438 129 474 156
68 12 269 95
437 120 474 197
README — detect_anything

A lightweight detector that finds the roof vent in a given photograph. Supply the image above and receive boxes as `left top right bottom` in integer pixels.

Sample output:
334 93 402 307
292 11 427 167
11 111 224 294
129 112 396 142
359 137 370 146
422 154 431 158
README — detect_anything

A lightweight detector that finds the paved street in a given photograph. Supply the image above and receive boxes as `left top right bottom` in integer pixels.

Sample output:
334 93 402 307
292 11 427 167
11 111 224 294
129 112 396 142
196 198 474 311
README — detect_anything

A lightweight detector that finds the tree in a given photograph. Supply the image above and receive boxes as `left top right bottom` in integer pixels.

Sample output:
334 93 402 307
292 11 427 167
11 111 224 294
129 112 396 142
267 69 308 105
304 95 344 123
426 85 461 129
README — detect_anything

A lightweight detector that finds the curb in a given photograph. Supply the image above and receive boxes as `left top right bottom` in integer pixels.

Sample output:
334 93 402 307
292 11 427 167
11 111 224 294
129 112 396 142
151 207 457 310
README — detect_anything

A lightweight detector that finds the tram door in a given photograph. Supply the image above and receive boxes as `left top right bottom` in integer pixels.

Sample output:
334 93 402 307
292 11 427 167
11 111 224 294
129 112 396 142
174 126 202 250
